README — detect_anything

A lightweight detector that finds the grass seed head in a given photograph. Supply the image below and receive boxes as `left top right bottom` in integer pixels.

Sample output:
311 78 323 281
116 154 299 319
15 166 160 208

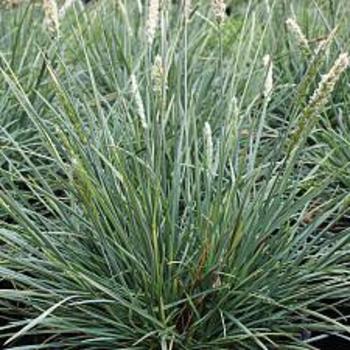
313 26 338 57
131 74 148 129
183 0 192 22
43 0 59 36
146 0 160 45
308 52 349 113
286 17 310 53
151 54 166 94
204 122 213 173
263 54 273 100
212 0 226 23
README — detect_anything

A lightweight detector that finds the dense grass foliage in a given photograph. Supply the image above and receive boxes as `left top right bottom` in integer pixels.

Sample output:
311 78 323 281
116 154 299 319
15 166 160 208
0 1 350 349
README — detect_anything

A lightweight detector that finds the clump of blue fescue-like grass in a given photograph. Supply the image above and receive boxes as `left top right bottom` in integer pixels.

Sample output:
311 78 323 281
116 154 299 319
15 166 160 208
0 1 350 349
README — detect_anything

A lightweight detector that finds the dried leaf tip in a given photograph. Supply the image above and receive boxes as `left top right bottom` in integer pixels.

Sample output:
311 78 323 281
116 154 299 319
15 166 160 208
146 0 160 45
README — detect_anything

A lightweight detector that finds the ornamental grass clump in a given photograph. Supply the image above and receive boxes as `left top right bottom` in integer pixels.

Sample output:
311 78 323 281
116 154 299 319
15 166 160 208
1 1 350 349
